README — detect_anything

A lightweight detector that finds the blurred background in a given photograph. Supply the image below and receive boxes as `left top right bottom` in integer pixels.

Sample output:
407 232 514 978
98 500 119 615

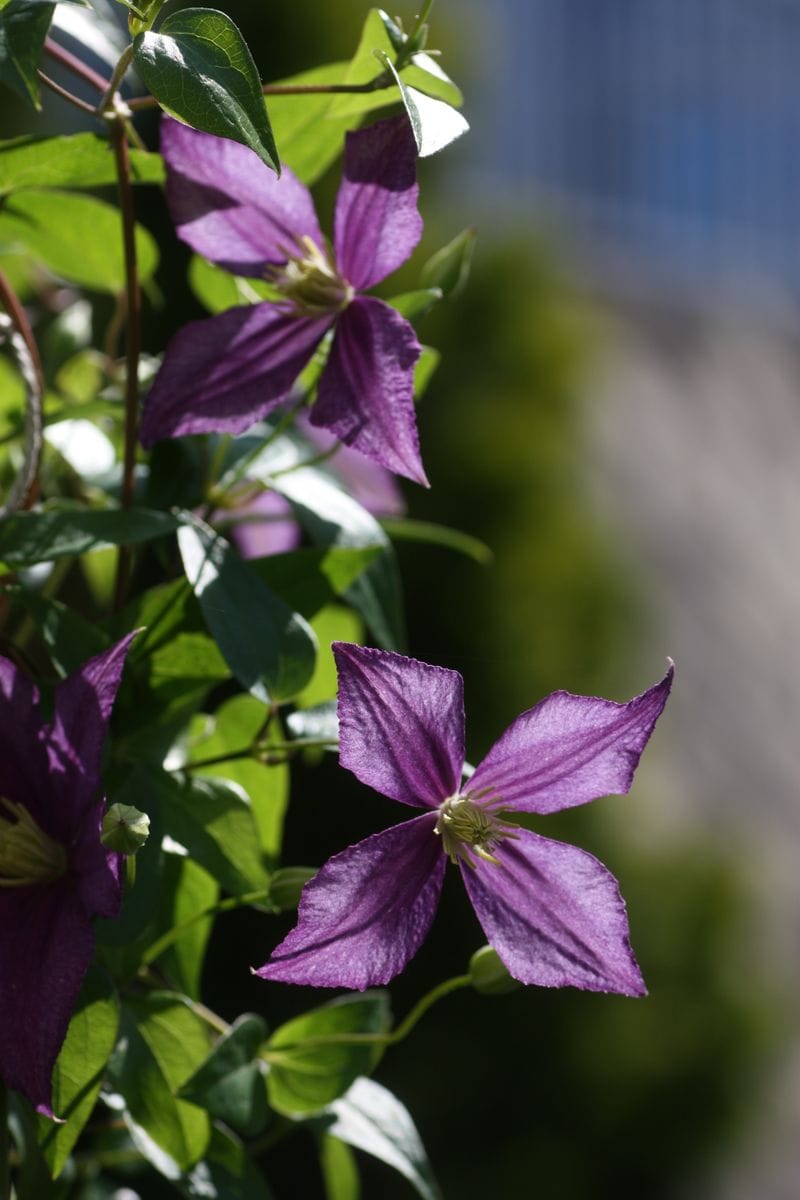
5 0 800 1196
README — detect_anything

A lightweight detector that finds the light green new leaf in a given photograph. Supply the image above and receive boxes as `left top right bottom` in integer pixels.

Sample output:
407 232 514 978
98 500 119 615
0 133 163 195
323 1077 442 1200
420 227 477 298
267 992 390 1116
377 51 469 158
178 514 317 703
37 967 120 1178
188 253 275 313
265 61 358 185
0 189 159 291
0 0 53 108
321 1134 361 1200
133 7 279 172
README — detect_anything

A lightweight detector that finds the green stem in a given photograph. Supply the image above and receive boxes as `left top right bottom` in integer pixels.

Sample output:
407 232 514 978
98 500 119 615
266 974 470 1061
37 70 100 116
98 44 134 116
125 71 394 112
395 0 435 70
0 1079 10 1200
142 888 273 966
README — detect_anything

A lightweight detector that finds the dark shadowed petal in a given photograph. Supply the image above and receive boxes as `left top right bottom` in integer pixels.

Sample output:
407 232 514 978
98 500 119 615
334 116 423 290
0 882 96 1114
45 635 137 835
0 657 51 827
72 800 122 922
140 304 332 446
256 813 444 989
333 643 464 809
312 297 426 485
468 665 673 815
461 828 646 996
162 118 323 275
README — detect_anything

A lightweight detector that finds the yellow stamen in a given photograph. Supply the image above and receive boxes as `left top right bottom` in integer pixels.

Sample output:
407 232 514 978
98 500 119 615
0 796 67 888
269 235 354 315
434 792 518 869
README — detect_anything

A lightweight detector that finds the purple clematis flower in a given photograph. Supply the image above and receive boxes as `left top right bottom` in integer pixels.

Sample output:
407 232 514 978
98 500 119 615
0 635 134 1115
140 115 428 485
258 644 673 995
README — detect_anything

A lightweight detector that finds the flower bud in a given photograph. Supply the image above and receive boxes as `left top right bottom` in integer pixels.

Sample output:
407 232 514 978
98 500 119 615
268 866 316 911
468 945 521 995
101 804 150 855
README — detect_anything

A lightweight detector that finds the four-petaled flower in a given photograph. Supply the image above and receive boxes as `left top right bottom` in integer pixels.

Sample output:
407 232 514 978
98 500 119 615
258 644 673 995
141 115 428 485
0 636 135 1115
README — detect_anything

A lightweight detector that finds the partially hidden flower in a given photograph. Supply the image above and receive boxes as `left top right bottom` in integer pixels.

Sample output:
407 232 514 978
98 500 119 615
0 635 135 1115
141 115 428 485
258 644 673 996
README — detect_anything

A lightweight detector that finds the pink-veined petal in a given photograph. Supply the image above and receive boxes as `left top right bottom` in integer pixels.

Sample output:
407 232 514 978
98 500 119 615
256 813 444 989
162 118 323 275
468 665 673 815
334 116 423 290
461 828 646 996
141 304 332 446
312 297 426 485
0 882 96 1115
333 643 464 809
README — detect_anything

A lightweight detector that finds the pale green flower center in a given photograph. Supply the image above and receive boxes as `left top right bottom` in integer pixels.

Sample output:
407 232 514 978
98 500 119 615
271 235 354 316
434 790 518 869
0 795 68 888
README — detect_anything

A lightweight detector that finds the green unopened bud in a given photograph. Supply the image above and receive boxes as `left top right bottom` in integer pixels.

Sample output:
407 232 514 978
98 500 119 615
101 804 150 855
469 945 521 995
268 866 316 911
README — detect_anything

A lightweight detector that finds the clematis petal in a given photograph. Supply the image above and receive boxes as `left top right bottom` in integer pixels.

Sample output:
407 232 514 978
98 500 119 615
140 304 332 446
0 656 51 826
312 297 426 485
461 828 646 996
161 118 323 275
334 116 423 290
222 489 300 560
45 635 137 835
468 665 673 815
333 643 464 809
0 882 96 1114
256 813 444 989
296 414 405 517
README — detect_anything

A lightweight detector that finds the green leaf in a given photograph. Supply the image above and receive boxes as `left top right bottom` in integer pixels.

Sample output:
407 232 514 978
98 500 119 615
0 507 179 567
0 0 53 108
286 699 338 745
381 517 493 565
115 992 211 1173
414 345 439 400
156 855 219 999
185 693 288 860
0 133 163 195
321 1134 361 1200
387 287 442 320
377 50 469 157
3 586 108 675
133 8 279 173
249 546 382 621
154 768 269 896
180 1014 270 1137
188 253 275 313
295 604 362 711
323 1077 442 1200
258 457 405 651
178 514 317 703
420 227 476 298
265 61 358 185
37 967 120 1178
178 1125 274 1200
267 992 390 1116
0 189 159 291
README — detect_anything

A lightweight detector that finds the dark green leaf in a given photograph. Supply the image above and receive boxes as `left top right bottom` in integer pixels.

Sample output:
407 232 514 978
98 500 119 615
114 992 211 1173
286 700 338 745
0 189 159 290
3 586 108 675
133 8 279 172
180 1014 270 1137
381 517 493 565
0 0 53 108
37 968 120 1178
420 227 476 298
267 992 390 1116
0 507 180 566
177 1125 274 1200
249 545 382 620
154 768 269 896
322 1077 442 1200
178 514 317 703
0 133 163 195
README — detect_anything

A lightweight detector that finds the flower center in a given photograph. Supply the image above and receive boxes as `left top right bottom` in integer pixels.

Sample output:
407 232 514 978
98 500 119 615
434 790 518 869
270 235 354 316
0 796 68 888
